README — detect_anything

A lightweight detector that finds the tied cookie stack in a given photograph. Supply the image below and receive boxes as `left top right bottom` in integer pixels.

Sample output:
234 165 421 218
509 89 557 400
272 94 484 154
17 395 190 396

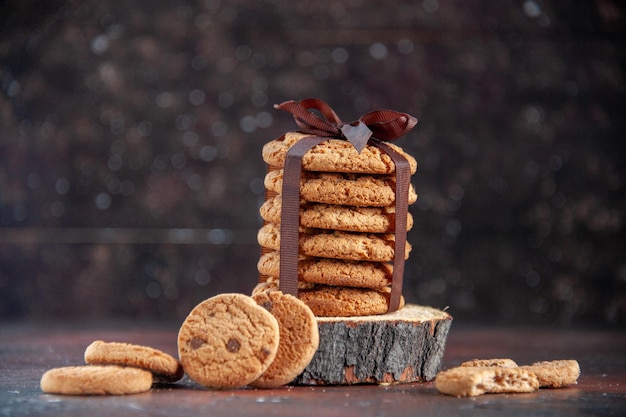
253 99 453 385
255 99 418 317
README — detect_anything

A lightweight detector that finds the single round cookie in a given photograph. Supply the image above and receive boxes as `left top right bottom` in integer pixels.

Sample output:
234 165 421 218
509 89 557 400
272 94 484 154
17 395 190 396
260 195 414 233
264 169 418 207
177 293 280 389
250 291 319 388
258 251 392 289
258 280 405 317
298 285 405 317
84 340 184 383
257 223 411 262
40 365 153 395
262 131 418 174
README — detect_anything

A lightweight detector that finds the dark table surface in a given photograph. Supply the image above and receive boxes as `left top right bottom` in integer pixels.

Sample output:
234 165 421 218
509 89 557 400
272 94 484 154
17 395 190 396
1 320 624 417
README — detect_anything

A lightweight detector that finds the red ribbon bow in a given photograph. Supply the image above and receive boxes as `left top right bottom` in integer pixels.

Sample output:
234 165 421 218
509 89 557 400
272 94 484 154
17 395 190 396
271 98 416 314
274 98 417 153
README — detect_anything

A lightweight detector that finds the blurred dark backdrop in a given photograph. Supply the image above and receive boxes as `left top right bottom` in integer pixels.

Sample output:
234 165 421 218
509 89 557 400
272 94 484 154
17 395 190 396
1 0 624 327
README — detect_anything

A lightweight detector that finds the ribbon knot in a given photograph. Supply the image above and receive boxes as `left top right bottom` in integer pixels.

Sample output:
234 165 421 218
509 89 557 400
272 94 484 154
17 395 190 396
274 98 417 153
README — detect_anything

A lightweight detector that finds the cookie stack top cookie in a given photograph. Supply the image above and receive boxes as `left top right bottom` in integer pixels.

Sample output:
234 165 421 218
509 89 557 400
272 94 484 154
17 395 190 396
256 99 418 317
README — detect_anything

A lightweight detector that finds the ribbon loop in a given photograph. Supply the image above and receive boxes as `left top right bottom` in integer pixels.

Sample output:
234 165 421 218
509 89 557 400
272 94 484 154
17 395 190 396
360 110 417 141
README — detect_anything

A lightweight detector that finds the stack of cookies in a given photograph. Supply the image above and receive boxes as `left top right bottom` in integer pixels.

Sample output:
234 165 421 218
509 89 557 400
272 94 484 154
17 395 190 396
255 131 419 317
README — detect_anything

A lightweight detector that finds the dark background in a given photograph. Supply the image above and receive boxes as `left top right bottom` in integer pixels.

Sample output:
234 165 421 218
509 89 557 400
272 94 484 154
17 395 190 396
1 0 624 327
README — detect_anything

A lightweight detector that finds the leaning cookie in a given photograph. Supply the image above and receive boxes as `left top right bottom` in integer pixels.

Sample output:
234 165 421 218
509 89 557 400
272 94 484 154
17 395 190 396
40 365 153 395
177 293 280 389
84 340 184 383
260 195 414 233
435 366 539 397
520 360 580 388
250 291 319 388
263 131 418 174
258 251 392 289
258 223 411 262
264 169 418 207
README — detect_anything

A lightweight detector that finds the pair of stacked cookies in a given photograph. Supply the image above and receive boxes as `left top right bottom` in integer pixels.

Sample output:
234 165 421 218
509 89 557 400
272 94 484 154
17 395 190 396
435 358 581 397
40 341 184 395
256 131 419 316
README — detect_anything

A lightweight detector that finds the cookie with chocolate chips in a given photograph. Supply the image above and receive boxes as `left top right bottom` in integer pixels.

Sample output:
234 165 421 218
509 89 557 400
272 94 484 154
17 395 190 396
177 293 280 389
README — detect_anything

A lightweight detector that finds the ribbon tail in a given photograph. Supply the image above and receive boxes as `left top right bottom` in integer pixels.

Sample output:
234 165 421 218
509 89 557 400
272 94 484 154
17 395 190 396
372 140 411 313
279 136 330 297
340 121 372 153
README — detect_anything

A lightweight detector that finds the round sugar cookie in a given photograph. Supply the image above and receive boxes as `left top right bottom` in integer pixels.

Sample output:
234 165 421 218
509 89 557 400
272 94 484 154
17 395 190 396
40 365 153 395
250 291 319 388
177 293 280 389
257 223 411 262
258 251 392 289
257 280 405 317
264 169 418 208
260 195 414 233
298 285 405 317
84 340 184 383
262 131 418 174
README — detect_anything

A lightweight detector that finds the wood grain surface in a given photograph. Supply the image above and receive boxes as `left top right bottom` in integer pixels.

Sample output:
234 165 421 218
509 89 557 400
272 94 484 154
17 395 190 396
1 321 624 417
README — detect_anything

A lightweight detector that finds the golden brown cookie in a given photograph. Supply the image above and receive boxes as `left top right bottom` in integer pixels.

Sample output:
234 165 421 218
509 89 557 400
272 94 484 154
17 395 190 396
257 280 404 317
264 169 418 207
257 223 411 262
250 291 319 388
40 365 153 395
177 293 280 389
299 284 404 317
520 360 580 388
84 340 184 383
435 366 539 397
460 358 519 368
262 132 418 174
260 195 414 233
258 251 392 289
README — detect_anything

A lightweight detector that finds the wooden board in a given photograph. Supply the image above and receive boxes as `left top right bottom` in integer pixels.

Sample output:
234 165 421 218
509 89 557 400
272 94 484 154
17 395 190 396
294 304 453 385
